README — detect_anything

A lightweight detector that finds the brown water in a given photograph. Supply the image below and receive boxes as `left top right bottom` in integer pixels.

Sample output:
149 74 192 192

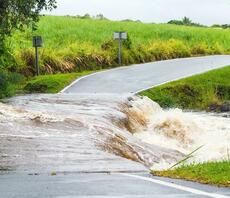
0 94 229 173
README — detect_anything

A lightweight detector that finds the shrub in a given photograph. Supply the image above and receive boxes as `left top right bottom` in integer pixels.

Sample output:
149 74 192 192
148 39 191 60
0 71 24 98
210 42 225 54
191 42 210 55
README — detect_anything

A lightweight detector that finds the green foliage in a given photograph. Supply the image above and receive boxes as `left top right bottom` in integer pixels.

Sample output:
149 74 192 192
7 16 230 75
168 17 205 27
0 0 56 70
140 66 230 111
182 17 192 25
212 24 230 29
0 0 56 37
24 71 94 93
2 16 230 98
0 70 24 98
148 39 191 60
153 160 230 187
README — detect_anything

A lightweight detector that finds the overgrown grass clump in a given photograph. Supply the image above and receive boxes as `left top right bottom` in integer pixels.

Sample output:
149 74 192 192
0 71 24 98
140 66 230 111
153 161 230 187
24 71 93 93
6 16 230 76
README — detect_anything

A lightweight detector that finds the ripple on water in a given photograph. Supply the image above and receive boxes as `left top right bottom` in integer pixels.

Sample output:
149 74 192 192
0 94 229 172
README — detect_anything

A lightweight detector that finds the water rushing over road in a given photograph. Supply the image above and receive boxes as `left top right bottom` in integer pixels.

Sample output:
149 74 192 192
0 94 140 172
1 56 230 174
0 94 229 173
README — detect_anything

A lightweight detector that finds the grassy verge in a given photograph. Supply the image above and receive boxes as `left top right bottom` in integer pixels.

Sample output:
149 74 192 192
23 71 94 94
140 66 230 111
152 161 230 187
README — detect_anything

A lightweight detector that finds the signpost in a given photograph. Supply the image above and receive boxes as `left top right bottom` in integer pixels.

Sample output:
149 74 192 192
114 32 127 65
33 36 43 76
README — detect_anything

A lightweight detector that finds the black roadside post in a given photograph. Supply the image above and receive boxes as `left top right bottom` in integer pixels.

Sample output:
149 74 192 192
33 36 43 76
114 32 127 65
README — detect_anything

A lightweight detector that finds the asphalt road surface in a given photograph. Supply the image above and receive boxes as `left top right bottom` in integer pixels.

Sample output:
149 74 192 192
1 172 230 198
63 55 230 94
2 56 230 198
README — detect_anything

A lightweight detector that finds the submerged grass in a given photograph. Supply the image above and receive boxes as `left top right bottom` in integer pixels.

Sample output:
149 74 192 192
140 66 230 111
152 161 230 187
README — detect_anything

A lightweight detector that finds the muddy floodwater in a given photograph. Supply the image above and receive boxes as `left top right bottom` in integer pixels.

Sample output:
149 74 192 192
0 94 229 173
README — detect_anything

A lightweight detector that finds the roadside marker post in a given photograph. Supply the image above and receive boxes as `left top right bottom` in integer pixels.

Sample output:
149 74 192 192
114 32 127 65
33 36 43 76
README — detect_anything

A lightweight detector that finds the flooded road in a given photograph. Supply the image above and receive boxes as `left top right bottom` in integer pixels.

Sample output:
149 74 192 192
1 56 230 174
0 94 181 173
0 94 229 173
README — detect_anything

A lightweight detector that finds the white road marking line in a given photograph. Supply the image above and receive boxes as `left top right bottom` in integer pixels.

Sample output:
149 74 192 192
59 65 131 93
121 173 230 198
60 55 230 94
134 64 228 94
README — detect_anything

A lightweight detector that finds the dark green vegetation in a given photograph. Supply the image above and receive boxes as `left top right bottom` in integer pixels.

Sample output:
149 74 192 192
141 66 230 111
0 70 94 98
212 24 230 29
0 71 24 98
0 1 56 98
1 16 230 98
168 17 205 27
153 161 230 187
24 71 93 93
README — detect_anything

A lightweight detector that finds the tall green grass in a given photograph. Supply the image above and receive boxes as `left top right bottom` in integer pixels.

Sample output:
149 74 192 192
6 16 230 75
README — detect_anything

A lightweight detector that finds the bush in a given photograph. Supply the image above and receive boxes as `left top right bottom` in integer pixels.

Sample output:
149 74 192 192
148 39 191 61
191 43 210 55
0 71 24 98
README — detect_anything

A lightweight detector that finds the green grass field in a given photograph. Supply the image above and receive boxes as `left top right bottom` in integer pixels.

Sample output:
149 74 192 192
10 16 230 49
140 66 230 111
2 16 230 99
6 16 230 76
153 161 230 187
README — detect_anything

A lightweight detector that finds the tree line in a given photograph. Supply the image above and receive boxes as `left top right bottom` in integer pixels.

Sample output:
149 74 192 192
168 17 230 29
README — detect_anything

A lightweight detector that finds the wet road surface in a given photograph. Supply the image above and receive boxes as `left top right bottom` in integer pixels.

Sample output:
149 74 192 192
1 56 230 197
63 55 230 94
1 172 230 198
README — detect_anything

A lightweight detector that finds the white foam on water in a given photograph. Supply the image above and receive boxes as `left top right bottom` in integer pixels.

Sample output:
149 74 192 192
0 94 229 172
125 96 230 169
0 102 64 123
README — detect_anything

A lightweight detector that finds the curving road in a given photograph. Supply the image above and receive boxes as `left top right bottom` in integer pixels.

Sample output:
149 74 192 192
2 56 230 198
63 55 230 94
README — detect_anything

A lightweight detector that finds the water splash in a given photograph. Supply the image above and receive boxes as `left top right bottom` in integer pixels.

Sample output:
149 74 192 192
124 96 230 169
0 94 229 172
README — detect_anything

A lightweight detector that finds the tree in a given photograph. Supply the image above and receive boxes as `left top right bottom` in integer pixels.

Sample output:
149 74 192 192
168 17 205 27
182 17 192 25
168 20 183 25
95 14 107 20
0 0 56 51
